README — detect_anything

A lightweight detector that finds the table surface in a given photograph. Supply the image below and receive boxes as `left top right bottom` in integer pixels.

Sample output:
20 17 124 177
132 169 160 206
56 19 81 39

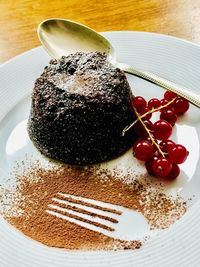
0 0 200 64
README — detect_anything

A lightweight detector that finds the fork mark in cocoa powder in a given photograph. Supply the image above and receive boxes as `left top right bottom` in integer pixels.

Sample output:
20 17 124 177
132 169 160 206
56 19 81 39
47 206 115 232
57 195 122 215
51 199 119 223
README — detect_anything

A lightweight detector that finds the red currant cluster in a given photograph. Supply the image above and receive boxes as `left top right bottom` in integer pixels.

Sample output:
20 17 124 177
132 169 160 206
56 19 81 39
130 91 189 180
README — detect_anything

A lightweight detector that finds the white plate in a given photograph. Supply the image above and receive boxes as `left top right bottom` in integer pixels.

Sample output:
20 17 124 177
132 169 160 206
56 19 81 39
0 31 200 267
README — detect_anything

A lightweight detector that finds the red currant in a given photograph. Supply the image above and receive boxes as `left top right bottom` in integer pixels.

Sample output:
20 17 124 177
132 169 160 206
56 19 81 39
148 98 161 110
134 120 153 138
153 157 172 177
160 99 170 112
160 109 177 126
145 156 159 176
159 140 175 154
153 120 172 140
169 144 189 164
140 107 152 120
133 140 153 161
164 91 177 101
132 96 147 112
145 137 158 152
144 120 154 132
173 97 189 115
165 164 180 180
160 98 168 106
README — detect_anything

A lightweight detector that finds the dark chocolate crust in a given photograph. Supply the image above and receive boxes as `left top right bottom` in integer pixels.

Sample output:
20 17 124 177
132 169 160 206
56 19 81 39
28 52 137 165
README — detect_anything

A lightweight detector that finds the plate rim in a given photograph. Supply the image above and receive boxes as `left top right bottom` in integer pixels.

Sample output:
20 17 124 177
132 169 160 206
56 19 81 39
0 30 200 267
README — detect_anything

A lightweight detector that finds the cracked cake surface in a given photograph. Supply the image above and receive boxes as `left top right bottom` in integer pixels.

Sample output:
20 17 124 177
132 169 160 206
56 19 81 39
28 52 137 165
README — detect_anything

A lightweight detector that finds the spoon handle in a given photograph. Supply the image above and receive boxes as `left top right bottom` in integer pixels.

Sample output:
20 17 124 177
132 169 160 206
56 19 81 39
117 62 200 108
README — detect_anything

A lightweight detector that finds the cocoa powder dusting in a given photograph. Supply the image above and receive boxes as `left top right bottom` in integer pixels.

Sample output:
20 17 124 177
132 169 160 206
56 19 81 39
0 162 187 250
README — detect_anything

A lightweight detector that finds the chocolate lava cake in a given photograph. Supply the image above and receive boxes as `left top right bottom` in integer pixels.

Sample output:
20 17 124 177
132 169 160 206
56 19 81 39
28 52 137 165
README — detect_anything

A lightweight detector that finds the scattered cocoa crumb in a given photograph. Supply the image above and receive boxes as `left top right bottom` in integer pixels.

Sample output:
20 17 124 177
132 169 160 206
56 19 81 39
0 161 187 250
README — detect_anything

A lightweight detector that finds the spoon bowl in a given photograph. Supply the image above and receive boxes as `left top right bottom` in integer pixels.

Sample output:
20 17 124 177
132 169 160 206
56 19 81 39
38 18 115 62
38 18 200 108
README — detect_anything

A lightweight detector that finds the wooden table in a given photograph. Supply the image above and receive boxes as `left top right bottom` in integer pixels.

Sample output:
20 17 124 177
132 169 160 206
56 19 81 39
0 0 199 64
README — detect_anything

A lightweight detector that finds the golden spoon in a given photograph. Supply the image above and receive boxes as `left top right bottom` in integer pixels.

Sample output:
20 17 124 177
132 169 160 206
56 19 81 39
38 18 200 108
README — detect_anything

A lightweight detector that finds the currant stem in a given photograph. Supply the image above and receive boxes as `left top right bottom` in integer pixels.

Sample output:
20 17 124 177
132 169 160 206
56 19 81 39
122 97 177 136
133 107 165 157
